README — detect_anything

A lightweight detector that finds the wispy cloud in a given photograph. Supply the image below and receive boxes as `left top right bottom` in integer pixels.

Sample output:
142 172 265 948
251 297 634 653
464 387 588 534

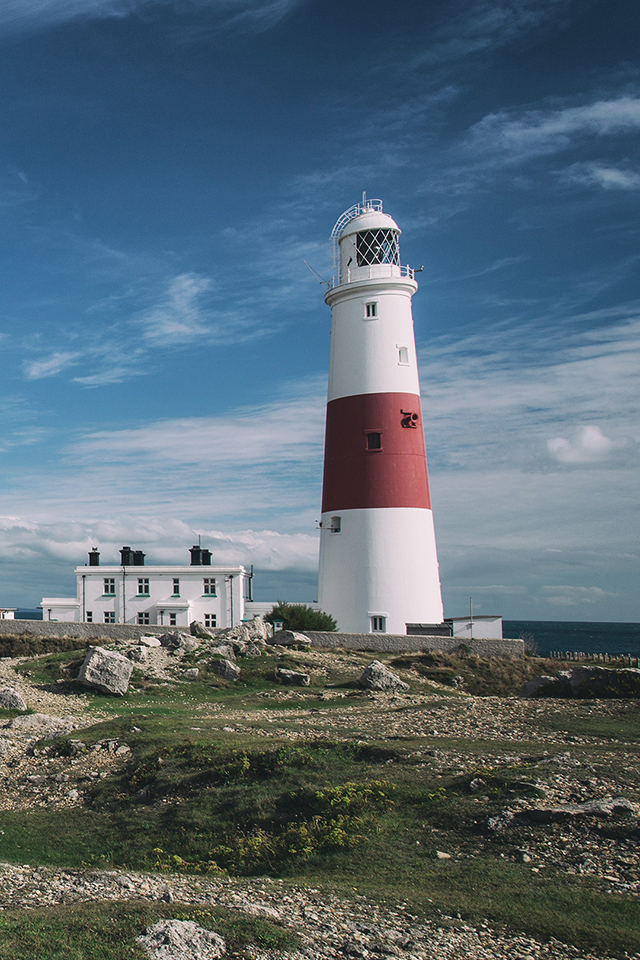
540 585 615 607
467 96 640 164
24 350 80 380
415 0 572 66
0 169 38 206
136 273 214 346
19 267 272 387
0 0 303 35
560 162 640 190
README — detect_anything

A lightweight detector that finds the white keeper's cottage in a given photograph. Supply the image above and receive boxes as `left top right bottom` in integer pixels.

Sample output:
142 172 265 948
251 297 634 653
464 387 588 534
41 545 252 628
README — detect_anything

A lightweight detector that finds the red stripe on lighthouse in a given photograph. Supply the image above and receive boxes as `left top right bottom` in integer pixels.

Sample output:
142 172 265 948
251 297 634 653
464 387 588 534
321 392 432 513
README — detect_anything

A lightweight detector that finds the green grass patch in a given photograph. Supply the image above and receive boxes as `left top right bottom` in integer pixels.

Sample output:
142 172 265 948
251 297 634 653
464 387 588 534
0 900 296 959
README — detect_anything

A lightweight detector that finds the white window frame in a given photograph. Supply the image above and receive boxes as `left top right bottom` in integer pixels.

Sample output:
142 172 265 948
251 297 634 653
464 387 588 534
397 345 409 365
137 612 150 625
371 616 386 633
104 611 115 624
172 578 180 596
169 612 177 626
203 578 217 596
103 578 115 596
137 578 150 596
364 301 378 319
204 613 217 628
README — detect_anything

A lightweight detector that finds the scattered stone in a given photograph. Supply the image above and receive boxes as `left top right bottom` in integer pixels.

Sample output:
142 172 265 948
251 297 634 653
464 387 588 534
8 713 77 738
209 658 241 681
136 919 226 960
275 666 310 686
140 636 162 648
182 668 199 681
269 630 311 648
436 850 452 859
358 661 409 692
522 665 640 698
0 687 27 711
209 644 235 660
523 797 638 823
469 777 486 793
485 809 517 833
77 646 133 696
190 621 218 640
128 647 148 663
159 633 198 653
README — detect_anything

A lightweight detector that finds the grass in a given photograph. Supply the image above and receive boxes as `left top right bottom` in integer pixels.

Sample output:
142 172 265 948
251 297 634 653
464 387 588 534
4 646 640 957
0 901 296 959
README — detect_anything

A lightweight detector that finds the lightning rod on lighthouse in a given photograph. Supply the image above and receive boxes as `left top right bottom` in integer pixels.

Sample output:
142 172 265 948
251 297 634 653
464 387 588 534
317 197 443 634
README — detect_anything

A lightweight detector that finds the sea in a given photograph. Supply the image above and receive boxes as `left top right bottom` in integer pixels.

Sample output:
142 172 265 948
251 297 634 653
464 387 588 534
503 621 640 658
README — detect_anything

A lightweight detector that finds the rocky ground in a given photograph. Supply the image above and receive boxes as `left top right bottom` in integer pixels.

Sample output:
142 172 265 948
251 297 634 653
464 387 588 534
0 636 638 958
0 863 629 959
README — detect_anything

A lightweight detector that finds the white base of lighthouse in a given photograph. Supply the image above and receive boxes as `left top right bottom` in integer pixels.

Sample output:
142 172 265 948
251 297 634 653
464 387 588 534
318 507 443 634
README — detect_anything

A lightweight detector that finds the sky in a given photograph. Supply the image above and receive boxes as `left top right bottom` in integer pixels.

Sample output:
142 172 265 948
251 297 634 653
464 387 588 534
0 0 638 621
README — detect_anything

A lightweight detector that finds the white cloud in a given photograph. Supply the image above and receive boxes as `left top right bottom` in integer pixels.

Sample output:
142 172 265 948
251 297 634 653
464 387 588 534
136 273 213 346
561 162 640 190
24 350 80 379
0 0 303 34
467 96 640 163
416 0 571 66
540 585 615 607
547 425 616 464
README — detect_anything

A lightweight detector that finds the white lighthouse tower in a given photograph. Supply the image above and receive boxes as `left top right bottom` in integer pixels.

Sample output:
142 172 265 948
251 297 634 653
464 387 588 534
317 198 443 634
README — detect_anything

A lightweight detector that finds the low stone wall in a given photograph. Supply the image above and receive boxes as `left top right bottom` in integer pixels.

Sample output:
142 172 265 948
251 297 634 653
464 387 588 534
300 632 525 659
0 619 161 642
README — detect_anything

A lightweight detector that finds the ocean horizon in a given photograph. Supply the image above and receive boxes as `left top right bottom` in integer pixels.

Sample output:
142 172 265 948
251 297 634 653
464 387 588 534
503 620 640 657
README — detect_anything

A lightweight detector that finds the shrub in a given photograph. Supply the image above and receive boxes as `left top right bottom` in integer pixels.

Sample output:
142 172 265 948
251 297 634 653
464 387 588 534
265 602 337 632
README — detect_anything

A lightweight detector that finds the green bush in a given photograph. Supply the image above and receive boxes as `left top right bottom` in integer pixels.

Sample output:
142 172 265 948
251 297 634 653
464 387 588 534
265 602 337 632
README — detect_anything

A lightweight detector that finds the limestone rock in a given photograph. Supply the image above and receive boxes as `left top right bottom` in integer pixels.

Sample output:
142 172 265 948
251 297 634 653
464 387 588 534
77 646 133 696
128 647 148 663
159 633 199 654
0 687 27 711
209 643 235 660
8 713 77 737
275 666 310 686
520 675 569 698
569 665 640 698
182 668 199 680
244 615 270 641
140 636 162 648
209 658 241 681
358 660 409 692
136 919 226 959
270 630 312 648
190 621 217 640
521 666 640 699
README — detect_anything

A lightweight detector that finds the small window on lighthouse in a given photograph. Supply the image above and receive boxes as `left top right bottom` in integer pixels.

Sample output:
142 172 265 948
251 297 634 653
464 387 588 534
330 516 341 533
365 302 378 319
366 432 382 450
398 346 409 364
371 616 386 632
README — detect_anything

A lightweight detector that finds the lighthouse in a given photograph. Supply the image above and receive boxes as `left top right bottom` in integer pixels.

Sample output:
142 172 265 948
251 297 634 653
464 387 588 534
317 198 443 634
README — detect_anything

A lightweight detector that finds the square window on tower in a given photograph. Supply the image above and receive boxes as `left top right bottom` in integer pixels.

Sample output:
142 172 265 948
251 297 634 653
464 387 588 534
366 432 382 450
364 301 378 319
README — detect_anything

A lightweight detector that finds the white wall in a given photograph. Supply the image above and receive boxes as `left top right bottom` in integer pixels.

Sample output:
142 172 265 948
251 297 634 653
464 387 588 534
318 507 443 634
43 565 248 627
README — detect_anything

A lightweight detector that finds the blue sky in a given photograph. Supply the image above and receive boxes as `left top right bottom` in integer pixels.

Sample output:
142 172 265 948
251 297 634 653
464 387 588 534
0 0 638 621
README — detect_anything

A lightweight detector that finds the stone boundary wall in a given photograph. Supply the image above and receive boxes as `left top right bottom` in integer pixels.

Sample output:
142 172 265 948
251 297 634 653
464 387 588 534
301 632 525 659
0 619 166 642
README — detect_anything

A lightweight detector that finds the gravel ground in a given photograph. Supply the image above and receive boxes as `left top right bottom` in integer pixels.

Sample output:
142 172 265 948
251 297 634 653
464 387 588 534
0 649 638 958
0 863 633 960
